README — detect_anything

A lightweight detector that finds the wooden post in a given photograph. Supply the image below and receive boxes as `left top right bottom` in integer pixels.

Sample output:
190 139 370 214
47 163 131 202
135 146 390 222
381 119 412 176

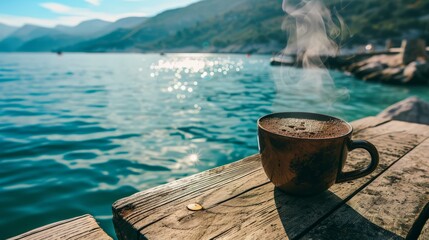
401 39 427 65
385 39 392 50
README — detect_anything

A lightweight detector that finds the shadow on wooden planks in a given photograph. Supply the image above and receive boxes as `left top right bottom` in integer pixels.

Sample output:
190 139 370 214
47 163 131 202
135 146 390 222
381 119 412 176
273 188 401 240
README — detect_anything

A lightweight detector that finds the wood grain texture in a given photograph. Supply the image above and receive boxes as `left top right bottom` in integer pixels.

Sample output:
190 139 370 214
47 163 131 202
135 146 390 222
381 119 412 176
303 138 429 239
9 214 112 240
211 130 427 240
112 117 429 240
112 154 267 240
351 116 391 135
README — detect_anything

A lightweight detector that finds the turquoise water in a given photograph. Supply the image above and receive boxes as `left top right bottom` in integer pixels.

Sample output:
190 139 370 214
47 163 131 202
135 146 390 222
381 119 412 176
0 53 428 238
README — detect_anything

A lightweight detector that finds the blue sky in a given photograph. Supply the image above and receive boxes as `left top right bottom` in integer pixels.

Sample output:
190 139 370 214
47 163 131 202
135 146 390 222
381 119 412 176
0 0 201 27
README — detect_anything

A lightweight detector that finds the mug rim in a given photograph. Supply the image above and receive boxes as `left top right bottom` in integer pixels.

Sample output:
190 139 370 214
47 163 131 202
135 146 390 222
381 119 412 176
257 112 353 140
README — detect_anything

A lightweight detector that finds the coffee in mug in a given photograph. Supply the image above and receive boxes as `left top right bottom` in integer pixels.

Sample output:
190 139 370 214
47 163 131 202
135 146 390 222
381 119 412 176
259 117 350 139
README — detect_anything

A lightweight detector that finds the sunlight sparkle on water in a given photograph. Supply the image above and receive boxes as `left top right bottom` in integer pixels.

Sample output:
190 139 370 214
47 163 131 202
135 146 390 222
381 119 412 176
172 152 200 170
188 153 199 162
148 56 244 105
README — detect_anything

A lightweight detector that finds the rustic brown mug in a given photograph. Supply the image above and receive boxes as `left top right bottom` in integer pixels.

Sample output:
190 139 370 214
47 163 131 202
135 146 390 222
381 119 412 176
257 112 379 196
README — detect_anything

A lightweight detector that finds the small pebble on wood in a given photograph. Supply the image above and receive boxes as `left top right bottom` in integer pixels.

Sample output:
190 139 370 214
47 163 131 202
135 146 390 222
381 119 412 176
187 203 203 211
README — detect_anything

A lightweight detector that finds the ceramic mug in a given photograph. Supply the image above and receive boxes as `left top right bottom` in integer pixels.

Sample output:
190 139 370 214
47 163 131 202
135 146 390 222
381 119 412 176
257 112 379 195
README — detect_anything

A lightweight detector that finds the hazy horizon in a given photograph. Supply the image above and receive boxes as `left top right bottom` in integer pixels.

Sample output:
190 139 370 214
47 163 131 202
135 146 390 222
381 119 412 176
0 0 201 28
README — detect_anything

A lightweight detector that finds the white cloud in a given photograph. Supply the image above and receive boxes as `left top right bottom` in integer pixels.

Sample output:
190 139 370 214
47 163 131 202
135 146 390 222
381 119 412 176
85 0 101 6
40 2 97 17
39 3 72 13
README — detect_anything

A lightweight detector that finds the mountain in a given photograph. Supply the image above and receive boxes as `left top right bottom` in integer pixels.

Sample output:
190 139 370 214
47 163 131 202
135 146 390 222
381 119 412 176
17 34 83 52
64 0 249 51
65 29 133 52
5 25 53 41
0 25 59 51
0 17 147 52
0 24 88 51
55 19 111 37
59 17 147 52
1 0 428 53
100 17 147 35
146 0 285 53
67 0 429 53
333 0 429 44
54 17 146 37
0 23 17 41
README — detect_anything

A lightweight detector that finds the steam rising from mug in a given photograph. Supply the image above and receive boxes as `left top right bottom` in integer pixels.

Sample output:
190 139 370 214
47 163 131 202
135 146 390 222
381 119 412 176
274 0 348 109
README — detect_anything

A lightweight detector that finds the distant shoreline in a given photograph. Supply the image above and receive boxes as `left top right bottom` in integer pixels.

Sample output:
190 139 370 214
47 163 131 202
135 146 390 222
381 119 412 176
0 51 276 55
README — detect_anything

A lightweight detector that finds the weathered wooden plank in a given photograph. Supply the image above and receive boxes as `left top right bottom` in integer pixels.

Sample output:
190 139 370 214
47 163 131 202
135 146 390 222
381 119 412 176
351 116 391 134
9 214 112 240
206 131 427 240
302 138 429 239
353 120 429 139
112 154 267 239
112 118 429 240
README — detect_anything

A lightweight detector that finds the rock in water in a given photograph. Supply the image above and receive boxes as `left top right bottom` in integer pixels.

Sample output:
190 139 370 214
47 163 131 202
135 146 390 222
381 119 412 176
403 61 429 84
354 62 387 79
341 39 429 85
378 97 429 125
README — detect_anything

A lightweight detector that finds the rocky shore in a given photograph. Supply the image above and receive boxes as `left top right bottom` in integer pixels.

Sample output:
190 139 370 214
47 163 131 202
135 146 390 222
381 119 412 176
378 97 429 125
343 39 429 85
272 39 429 85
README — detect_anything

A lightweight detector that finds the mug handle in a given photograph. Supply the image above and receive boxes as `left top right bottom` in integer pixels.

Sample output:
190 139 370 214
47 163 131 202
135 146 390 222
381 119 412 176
336 140 379 183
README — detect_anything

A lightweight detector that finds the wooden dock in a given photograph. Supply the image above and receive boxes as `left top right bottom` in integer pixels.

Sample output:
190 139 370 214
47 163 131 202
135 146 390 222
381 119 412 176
8 117 429 239
9 214 112 240
111 116 429 239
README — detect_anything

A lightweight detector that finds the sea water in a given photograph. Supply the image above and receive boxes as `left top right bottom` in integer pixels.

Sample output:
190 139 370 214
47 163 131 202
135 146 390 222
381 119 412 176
0 53 428 238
